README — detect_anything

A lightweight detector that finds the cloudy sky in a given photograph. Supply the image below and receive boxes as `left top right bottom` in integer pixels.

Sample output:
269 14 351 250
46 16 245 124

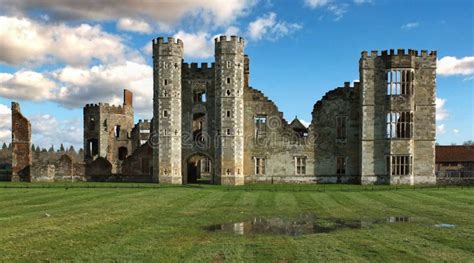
0 0 472 149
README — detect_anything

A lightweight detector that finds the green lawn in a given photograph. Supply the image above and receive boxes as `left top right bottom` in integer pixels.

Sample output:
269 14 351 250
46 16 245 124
0 183 473 262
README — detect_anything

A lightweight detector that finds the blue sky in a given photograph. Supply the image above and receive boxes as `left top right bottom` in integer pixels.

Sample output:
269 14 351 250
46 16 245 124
0 0 472 149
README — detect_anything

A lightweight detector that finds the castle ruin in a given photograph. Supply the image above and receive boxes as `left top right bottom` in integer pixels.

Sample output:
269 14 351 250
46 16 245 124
11 35 437 185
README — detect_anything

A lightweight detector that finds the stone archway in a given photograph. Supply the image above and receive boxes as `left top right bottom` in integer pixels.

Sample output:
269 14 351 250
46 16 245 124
183 153 214 184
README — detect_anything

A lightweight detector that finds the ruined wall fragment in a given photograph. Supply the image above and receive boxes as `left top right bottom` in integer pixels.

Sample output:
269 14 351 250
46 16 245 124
11 102 32 182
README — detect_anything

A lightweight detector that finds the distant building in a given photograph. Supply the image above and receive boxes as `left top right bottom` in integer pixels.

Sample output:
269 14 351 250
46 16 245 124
436 146 474 177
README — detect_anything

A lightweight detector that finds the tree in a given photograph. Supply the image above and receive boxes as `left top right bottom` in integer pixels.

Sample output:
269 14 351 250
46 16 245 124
35 146 41 152
59 144 65 152
2 143 7 150
31 144 36 152
463 140 474 146
48 145 55 152
68 145 76 154
7 143 12 150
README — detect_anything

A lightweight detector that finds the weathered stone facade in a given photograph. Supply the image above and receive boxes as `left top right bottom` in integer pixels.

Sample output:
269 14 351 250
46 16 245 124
83 89 134 175
78 36 437 186
11 102 32 182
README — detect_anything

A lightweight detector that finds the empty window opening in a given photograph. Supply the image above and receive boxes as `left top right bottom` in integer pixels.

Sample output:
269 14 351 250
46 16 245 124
295 157 306 175
226 110 231 118
386 112 413 139
336 157 346 175
193 90 207 103
118 147 128 161
255 115 267 139
226 129 231 135
163 110 169 117
386 155 412 176
226 78 231 84
192 113 205 141
89 117 96 131
114 125 121 138
87 139 99 157
227 61 231 68
226 89 231 96
164 79 168 85
336 116 347 140
255 157 266 175
386 69 413 95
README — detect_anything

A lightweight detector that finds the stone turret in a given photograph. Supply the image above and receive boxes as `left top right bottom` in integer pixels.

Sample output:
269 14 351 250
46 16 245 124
152 37 183 184
214 35 246 185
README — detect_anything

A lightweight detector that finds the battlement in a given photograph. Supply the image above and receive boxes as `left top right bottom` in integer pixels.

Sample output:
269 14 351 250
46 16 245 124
138 119 150 123
214 35 245 44
152 37 183 46
84 103 133 115
214 35 245 55
182 62 216 70
361 49 437 59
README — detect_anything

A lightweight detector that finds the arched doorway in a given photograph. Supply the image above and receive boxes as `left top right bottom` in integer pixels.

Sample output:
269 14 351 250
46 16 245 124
184 153 213 184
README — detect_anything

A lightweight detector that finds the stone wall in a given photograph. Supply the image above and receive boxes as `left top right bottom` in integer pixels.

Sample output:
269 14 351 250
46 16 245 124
11 102 32 182
312 82 361 182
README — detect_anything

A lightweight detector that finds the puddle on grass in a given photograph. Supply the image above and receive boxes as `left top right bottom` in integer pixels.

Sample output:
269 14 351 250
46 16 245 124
206 214 414 236
206 214 372 236
434 223 455 228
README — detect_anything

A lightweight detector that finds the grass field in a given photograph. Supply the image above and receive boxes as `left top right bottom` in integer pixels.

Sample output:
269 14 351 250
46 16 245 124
0 183 473 262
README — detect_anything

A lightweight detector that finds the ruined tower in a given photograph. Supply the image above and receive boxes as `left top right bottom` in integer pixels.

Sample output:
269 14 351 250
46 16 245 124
359 49 437 185
11 102 32 182
83 89 134 174
214 36 245 185
152 37 183 184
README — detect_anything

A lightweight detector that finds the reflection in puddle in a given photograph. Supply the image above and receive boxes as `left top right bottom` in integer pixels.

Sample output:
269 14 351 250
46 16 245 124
205 214 372 236
387 216 410 223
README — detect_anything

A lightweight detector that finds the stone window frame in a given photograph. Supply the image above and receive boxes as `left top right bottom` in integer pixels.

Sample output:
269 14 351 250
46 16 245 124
335 115 347 141
254 114 267 139
385 68 414 96
336 156 346 175
385 111 413 139
294 156 307 175
253 157 266 175
386 155 412 176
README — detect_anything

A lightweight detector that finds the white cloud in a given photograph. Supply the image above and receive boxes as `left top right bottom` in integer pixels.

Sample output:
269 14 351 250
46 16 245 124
2 0 255 31
437 56 474 76
437 124 446 135
0 104 83 149
304 0 347 21
248 12 302 41
353 0 372 4
0 71 56 100
0 104 11 144
117 18 152 33
0 16 129 66
53 61 153 115
173 31 214 59
453 129 459 134
30 114 83 149
300 120 310 128
436 97 449 121
401 22 420 30
305 0 331 8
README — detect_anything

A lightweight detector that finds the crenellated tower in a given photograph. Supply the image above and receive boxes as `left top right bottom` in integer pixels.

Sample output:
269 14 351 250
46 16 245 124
152 37 183 184
214 36 246 185
359 49 436 185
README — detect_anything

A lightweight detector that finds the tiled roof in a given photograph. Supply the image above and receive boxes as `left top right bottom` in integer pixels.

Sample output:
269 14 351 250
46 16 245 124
436 146 474 163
